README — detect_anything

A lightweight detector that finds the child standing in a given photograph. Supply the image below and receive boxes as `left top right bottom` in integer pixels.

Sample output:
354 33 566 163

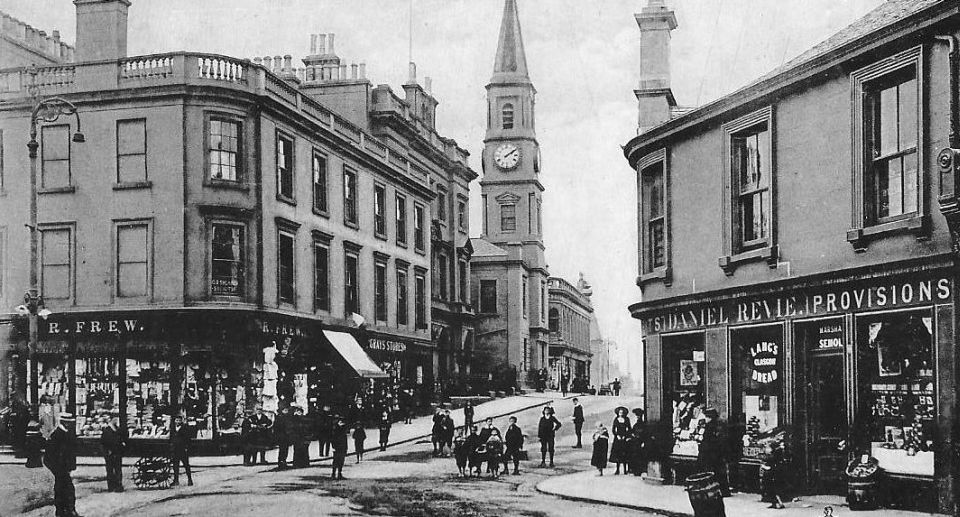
353 422 367 463
760 441 786 509
591 422 610 476
486 429 504 478
378 412 391 452
453 431 469 477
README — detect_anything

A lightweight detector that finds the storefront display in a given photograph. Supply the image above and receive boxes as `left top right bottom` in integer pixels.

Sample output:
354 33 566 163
126 359 172 439
857 311 935 476
731 325 784 461
75 357 120 438
662 333 705 457
33 356 69 437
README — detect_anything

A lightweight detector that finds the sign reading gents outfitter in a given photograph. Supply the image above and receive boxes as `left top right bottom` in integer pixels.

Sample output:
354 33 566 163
643 276 952 334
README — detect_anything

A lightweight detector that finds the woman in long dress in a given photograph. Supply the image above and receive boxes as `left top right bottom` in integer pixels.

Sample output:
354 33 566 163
609 406 632 475
591 422 609 476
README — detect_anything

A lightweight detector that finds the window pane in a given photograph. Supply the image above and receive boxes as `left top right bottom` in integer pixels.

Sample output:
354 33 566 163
313 154 327 211
118 120 146 154
43 161 69 188
278 233 294 303
902 152 918 214
118 155 147 182
650 219 665 268
118 225 147 263
899 78 918 151
397 270 408 325
43 265 70 299
42 230 70 265
375 263 387 321
756 129 771 190
42 126 69 160
118 263 147 297
878 85 899 156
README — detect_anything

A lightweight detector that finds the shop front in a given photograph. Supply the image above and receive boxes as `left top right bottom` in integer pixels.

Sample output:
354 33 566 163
8 309 386 454
638 263 954 513
362 332 433 419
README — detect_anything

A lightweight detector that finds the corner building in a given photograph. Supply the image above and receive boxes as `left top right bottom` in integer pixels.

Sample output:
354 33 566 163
625 0 960 512
0 0 476 452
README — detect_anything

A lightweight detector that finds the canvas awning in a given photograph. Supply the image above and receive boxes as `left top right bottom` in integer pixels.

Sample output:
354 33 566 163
323 330 388 378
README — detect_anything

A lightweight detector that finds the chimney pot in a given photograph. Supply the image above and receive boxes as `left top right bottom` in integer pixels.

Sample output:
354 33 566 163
274 55 282 72
310 34 318 54
408 62 417 84
263 56 273 70
284 55 293 72
351 63 358 80
318 33 326 54
328 33 335 54
340 64 347 80
425 76 432 93
359 63 366 80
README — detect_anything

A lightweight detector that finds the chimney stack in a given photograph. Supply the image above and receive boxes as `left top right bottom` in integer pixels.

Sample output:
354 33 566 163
424 76 432 93
407 62 417 85
318 33 327 55
310 34 318 54
74 0 130 62
327 33 335 55
635 0 678 133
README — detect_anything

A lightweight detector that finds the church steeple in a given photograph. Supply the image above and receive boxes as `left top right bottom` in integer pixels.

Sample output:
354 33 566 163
491 0 531 85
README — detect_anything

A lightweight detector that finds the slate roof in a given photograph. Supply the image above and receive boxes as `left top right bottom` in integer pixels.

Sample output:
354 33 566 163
470 237 508 258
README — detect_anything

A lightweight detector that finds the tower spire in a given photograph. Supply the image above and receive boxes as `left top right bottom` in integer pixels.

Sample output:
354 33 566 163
491 0 530 84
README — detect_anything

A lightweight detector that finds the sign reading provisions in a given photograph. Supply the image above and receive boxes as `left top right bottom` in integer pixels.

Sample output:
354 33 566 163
368 338 407 353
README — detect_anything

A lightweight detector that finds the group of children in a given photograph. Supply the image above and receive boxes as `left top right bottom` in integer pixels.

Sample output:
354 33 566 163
452 416 525 478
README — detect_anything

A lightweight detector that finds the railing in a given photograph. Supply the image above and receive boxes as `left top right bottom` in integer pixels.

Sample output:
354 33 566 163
0 69 22 93
264 72 298 105
334 118 361 143
197 56 246 84
120 56 174 81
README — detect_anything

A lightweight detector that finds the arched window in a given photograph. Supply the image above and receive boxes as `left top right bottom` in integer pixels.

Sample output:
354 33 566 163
502 103 515 130
549 308 559 332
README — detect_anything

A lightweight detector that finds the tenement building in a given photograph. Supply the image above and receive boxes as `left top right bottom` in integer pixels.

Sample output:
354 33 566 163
0 0 475 452
546 274 594 389
624 0 960 512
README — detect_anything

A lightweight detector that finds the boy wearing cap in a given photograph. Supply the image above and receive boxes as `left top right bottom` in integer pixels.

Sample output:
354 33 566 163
44 412 80 517
170 416 194 486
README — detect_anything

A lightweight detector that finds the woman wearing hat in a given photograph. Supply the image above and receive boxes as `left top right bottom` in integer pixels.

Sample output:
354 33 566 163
629 408 649 477
609 406 632 474
697 406 730 497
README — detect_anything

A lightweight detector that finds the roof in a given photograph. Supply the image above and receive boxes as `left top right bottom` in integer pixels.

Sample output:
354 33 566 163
490 0 531 85
470 237 508 258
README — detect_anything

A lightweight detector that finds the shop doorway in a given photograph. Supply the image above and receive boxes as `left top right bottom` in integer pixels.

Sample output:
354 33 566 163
805 351 847 494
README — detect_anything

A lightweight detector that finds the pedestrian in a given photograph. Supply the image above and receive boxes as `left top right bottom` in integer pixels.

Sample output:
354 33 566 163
317 405 333 457
250 407 272 465
453 430 469 477
571 398 585 448
240 410 255 466
609 406 632 475
170 416 194 486
478 417 498 443
466 425 484 477
378 411 391 452
274 406 293 470
591 422 609 476
431 408 444 456
760 440 787 509
291 406 310 468
441 409 456 456
697 406 730 497
486 428 504 478
630 408 649 477
100 414 125 492
353 422 366 463
463 401 475 432
44 412 81 517
503 416 524 475
560 375 568 397
612 378 622 397
537 406 561 468
24 419 44 468
402 389 414 424
331 416 348 480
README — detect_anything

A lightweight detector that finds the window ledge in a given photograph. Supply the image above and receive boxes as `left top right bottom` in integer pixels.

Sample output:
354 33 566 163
375 231 387 241
415 247 426 256
204 179 248 191
718 245 779 276
636 266 672 287
846 215 928 252
344 220 360 231
312 208 329 218
276 194 296 206
397 240 409 249
38 186 76 195
113 180 153 191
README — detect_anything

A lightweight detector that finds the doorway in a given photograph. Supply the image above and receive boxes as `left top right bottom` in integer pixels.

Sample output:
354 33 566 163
805 351 847 494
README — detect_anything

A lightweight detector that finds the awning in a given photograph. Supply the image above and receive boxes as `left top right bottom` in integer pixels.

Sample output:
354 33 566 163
323 330 388 378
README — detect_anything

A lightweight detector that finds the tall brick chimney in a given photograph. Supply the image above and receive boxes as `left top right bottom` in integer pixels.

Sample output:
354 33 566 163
74 0 130 62
635 0 677 133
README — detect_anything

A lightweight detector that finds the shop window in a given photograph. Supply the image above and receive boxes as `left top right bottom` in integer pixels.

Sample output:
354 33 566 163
396 194 408 246
855 311 935 476
41 125 71 188
374 183 387 238
33 356 69 435
126 358 173 439
211 223 244 297
278 230 295 305
415 269 427 329
313 239 330 311
312 151 328 215
116 222 150 298
479 279 497 314
75 356 121 439
397 267 409 326
117 119 147 183
41 226 72 300
276 132 294 202
661 333 706 458
414 204 425 252
344 167 358 227
729 324 785 462
374 257 388 323
180 353 215 440
209 118 240 182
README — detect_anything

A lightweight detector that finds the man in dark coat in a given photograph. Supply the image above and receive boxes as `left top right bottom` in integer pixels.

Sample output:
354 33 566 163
572 398 585 448
249 408 272 465
464 425 483 477
45 412 80 517
240 410 255 466
697 407 729 496
478 417 498 443
330 417 348 480
463 401 474 432
503 416 524 475
100 414 125 492
440 410 456 456
537 407 562 467
274 406 293 469
316 405 333 456
291 406 310 468
169 416 194 486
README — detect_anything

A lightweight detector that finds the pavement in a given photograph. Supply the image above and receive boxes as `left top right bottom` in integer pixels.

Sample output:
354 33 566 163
0 390 571 468
536 470 947 517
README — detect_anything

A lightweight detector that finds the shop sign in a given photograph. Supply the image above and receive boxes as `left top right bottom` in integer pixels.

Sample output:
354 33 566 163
44 318 145 336
817 323 844 350
368 338 407 353
254 319 311 338
749 341 778 383
643 276 951 334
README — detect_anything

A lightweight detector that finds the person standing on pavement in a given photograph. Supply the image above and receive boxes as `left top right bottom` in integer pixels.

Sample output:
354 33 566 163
431 408 444 456
609 406 632 475
612 378 622 397
463 401 474 432
250 407 272 465
697 406 730 497
291 406 310 468
170 416 194 486
331 417 348 480
591 422 609 476
441 410 456 456
44 412 81 517
24 418 44 468
316 405 333 457
465 425 484 477
274 406 293 470
629 408 649 477
503 416 524 475
453 430 469 477
571 398 585 448
240 410 255 466
485 428 504 478
378 411 391 451
560 375 569 397
537 407 561 468
100 414 125 492
478 417 498 443
353 422 367 463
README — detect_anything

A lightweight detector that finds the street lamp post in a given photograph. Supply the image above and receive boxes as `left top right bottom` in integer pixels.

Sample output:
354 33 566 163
24 93 84 414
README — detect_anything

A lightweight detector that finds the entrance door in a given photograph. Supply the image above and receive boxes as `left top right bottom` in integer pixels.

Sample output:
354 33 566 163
806 352 847 494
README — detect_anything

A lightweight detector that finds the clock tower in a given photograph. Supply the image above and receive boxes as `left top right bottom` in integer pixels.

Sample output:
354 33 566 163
481 0 544 255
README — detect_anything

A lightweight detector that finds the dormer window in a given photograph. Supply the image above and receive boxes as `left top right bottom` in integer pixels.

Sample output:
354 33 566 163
502 103 515 130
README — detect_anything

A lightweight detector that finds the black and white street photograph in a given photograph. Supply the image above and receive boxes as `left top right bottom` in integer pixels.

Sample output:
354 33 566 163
0 0 959 515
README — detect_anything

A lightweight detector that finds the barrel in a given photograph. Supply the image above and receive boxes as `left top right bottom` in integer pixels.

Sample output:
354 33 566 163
686 471 727 517
847 478 879 511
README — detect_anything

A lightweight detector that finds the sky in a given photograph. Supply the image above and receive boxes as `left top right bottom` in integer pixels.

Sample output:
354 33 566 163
1 0 885 387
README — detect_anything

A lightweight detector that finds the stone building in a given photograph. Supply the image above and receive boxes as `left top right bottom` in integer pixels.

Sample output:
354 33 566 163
0 0 475 451
546 275 594 388
625 0 960 511
0 9 73 69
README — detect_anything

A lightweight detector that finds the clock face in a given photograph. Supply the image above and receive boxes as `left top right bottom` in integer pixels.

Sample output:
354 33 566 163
494 144 521 170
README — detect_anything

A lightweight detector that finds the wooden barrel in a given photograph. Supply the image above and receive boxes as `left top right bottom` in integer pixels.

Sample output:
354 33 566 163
686 471 727 517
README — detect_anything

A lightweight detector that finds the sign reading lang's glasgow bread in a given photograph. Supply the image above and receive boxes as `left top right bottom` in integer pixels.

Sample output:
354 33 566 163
643 276 951 334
